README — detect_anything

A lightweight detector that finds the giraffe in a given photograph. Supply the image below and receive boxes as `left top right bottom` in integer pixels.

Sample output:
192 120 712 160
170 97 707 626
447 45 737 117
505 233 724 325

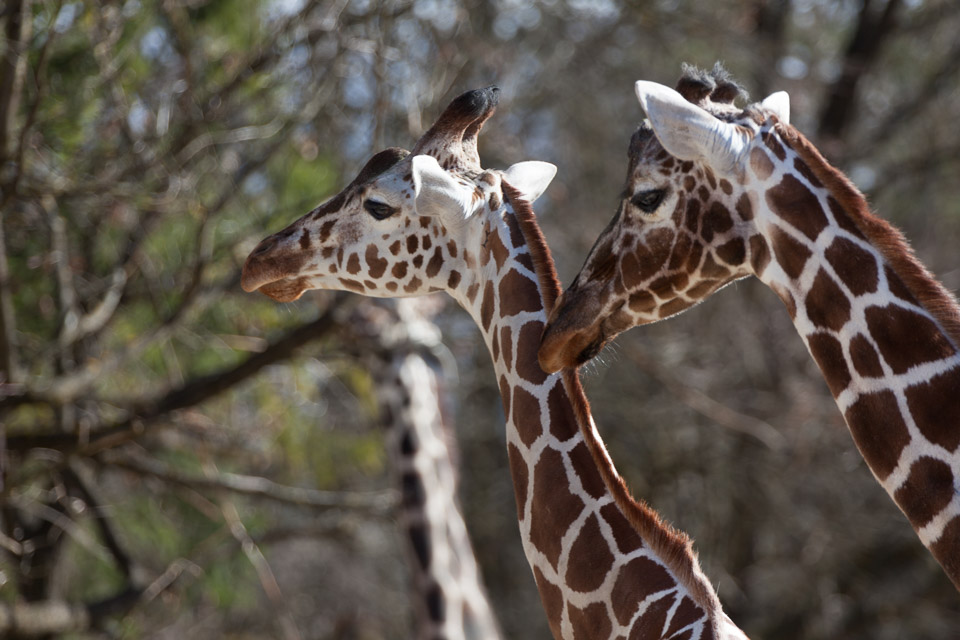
538 64 960 592
241 86 750 639
356 298 502 640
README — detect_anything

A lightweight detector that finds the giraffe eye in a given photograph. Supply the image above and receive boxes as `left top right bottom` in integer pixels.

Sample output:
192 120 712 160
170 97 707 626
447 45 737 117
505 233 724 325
631 189 666 213
364 199 397 220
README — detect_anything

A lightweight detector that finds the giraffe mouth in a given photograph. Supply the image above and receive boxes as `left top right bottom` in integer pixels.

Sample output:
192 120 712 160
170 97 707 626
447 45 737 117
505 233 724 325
575 335 606 366
253 277 311 302
241 241 311 302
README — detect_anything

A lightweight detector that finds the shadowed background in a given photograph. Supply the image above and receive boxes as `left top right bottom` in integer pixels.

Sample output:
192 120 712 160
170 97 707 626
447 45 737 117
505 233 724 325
2 0 959 637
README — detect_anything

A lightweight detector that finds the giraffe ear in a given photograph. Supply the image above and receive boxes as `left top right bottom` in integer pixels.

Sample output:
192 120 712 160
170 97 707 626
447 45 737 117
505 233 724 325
503 161 557 204
760 91 790 125
411 154 473 220
634 80 748 174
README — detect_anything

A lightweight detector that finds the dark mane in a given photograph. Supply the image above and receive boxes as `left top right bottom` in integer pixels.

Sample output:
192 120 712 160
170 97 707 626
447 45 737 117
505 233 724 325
501 183 725 628
779 123 960 349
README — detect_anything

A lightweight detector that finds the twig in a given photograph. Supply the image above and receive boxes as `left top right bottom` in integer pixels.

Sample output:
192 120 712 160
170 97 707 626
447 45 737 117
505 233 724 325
220 498 302 640
62 463 135 580
6 492 113 564
100 451 396 514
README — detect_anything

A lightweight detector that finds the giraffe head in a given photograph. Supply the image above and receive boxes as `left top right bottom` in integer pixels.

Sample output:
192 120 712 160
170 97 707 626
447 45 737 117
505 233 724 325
539 65 791 372
241 87 556 302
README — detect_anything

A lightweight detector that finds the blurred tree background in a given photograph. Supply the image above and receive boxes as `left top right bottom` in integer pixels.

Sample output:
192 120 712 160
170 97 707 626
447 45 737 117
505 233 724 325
2 0 959 638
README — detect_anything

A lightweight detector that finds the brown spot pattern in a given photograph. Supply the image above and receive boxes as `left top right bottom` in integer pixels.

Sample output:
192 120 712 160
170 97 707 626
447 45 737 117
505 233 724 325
849 334 884 378
600 504 644 554
338 278 365 293
807 333 851 397
749 234 770 275
736 192 754 221
805 270 851 331
825 237 878 296
505 213 524 248
885 266 918 304
547 381 577 441
865 305 955 375
699 254 730 280
516 321 549 385
629 291 657 314
845 390 911 480
770 225 812 280
447 270 461 289
487 229 510 272
568 442 607 499
702 202 733 243
665 597 704 637
565 514 615 592
403 276 422 294
766 174 829 241
499 270 541 318
480 282 495 332
610 557 674 625
499 375 511 418
530 448 584 568
630 594 674 640
749 147 774 180
762 130 786 160
500 326 513 372
905 368 960 452
533 567 564 638
894 456 955 528
507 443 526 521
568 602 612 640
930 519 960 588
512 386 543 447
365 244 387 279
346 253 361 275
828 196 866 240
793 157 823 188
426 247 444 278
716 237 746 266
660 298 691 318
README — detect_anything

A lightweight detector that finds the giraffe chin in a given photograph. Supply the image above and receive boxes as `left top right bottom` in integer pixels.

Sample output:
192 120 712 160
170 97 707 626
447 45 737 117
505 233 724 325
242 274 310 302
538 322 606 373
258 278 309 302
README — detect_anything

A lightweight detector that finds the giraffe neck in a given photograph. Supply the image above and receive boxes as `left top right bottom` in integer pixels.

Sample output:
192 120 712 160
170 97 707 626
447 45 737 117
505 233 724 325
450 185 743 640
374 300 503 640
754 124 960 589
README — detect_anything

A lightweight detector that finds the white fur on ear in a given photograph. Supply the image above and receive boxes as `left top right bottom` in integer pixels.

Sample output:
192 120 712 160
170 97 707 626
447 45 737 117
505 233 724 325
634 80 748 174
502 161 557 204
760 91 790 125
411 155 472 220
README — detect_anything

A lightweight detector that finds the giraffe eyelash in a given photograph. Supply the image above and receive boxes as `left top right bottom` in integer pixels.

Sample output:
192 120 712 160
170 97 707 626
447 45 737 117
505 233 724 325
631 189 666 213
364 199 398 220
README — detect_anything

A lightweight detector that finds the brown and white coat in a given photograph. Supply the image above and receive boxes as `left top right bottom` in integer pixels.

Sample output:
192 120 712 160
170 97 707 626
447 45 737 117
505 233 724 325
539 65 960 593
242 87 749 639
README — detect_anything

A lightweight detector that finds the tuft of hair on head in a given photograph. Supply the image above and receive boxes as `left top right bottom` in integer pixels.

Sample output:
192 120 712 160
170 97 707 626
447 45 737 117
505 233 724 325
676 62 748 107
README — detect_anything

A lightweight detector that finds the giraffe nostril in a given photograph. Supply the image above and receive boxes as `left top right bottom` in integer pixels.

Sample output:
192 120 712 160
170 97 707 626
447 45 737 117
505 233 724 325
252 237 277 257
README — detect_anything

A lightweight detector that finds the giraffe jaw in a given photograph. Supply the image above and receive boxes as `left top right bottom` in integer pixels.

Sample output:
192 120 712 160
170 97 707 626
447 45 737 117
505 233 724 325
540 291 616 373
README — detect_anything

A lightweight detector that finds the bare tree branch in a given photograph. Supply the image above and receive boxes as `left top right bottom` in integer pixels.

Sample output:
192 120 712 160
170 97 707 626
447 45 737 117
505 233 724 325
220 499 302 640
5 294 357 451
99 451 395 515
626 345 788 451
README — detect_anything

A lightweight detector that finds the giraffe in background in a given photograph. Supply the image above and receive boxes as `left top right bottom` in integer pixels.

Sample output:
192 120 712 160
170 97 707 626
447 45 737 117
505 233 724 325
353 297 502 640
539 64 960 592
242 86 750 639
